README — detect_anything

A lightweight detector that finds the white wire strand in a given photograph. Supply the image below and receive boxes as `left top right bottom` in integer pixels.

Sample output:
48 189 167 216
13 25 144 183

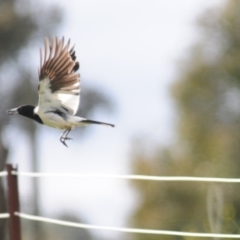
11 171 240 183
0 171 7 177
15 212 240 238
0 213 10 219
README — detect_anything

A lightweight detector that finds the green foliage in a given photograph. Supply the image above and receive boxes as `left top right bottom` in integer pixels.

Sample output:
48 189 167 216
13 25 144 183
129 1 240 239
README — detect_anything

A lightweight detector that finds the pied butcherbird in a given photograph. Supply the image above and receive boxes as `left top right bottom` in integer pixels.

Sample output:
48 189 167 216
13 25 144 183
7 37 114 147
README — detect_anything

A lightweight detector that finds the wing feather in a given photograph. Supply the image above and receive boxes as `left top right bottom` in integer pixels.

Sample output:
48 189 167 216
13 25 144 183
44 38 49 64
38 37 80 115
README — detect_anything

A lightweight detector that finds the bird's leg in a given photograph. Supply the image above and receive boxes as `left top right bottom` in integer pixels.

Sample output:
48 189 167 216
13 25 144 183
60 130 68 147
60 129 72 147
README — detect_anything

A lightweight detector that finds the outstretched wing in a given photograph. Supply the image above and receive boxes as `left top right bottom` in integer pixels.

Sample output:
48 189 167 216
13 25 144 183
37 37 80 116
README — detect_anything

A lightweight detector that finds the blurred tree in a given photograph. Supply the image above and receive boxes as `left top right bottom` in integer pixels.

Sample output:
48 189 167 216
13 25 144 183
21 213 95 240
0 0 114 239
129 1 240 240
0 1 51 239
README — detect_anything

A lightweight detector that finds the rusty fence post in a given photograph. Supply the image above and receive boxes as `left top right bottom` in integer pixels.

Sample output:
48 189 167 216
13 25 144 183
6 164 21 240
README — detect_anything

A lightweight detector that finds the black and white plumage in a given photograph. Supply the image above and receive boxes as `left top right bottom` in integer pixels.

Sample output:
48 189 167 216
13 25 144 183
7 37 114 147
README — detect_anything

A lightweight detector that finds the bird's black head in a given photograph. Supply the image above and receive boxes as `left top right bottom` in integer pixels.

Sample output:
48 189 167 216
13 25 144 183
7 105 43 124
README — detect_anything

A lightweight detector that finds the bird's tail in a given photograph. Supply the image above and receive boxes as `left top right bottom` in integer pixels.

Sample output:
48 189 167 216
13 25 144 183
79 119 114 127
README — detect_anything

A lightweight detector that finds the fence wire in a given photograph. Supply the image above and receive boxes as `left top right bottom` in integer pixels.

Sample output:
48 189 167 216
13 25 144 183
11 171 240 183
0 213 9 219
3 170 240 237
0 171 7 177
15 212 240 238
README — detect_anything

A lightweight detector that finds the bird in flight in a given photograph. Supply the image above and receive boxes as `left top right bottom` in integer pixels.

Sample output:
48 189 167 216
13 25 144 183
7 37 114 147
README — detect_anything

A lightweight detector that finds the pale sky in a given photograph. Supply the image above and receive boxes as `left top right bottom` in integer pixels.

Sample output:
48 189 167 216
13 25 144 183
7 0 223 239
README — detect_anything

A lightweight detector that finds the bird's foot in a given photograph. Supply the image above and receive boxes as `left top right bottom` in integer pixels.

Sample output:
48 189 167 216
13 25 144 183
60 137 72 147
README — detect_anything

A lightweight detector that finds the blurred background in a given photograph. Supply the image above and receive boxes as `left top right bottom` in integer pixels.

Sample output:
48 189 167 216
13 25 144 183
2 0 240 239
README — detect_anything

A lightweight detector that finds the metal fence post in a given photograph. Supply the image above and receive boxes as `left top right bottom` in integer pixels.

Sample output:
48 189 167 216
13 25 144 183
6 164 21 240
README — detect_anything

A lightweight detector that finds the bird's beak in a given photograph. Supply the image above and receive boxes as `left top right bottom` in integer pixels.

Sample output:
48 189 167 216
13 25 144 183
7 108 19 115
